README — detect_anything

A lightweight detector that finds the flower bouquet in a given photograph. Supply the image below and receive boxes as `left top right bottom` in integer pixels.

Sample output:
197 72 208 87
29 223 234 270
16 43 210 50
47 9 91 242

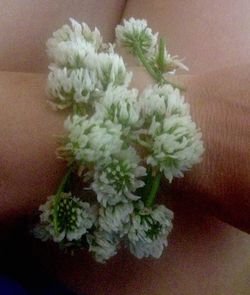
34 18 204 263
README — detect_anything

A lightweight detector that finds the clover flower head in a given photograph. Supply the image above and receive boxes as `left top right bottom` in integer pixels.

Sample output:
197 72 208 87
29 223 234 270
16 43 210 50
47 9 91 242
139 84 190 124
47 65 98 110
68 18 103 50
127 201 173 259
86 52 132 90
115 18 158 56
91 147 146 207
60 115 123 166
94 85 141 130
47 38 95 69
147 116 204 182
37 192 96 243
46 18 105 68
87 230 120 263
99 202 134 236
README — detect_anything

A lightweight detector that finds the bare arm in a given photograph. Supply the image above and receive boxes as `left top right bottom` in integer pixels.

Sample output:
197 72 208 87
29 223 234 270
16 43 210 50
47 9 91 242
0 66 249 231
131 65 250 232
172 67 250 232
0 72 66 223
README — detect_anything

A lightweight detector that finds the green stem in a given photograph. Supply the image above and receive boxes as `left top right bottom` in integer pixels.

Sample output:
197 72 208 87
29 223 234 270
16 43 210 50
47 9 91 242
158 38 165 72
134 41 185 91
55 167 73 196
134 43 162 83
145 172 162 208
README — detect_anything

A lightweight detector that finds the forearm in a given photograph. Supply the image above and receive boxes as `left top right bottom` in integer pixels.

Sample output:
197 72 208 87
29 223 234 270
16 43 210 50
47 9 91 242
173 66 250 232
0 71 67 223
131 65 250 232
0 66 249 232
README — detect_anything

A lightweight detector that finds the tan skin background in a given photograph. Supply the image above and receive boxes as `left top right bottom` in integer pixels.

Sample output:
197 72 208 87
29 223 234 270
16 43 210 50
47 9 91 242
0 1 249 294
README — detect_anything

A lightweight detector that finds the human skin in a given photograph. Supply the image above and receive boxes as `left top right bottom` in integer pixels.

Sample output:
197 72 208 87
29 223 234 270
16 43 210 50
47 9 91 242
0 65 249 232
123 0 250 74
1 68 249 295
0 1 250 294
0 0 126 72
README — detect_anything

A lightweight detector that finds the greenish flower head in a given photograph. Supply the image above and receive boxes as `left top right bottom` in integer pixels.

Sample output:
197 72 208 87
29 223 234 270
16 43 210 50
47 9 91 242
115 18 158 55
54 193 82 233
38 192 95 243
91 148 146 207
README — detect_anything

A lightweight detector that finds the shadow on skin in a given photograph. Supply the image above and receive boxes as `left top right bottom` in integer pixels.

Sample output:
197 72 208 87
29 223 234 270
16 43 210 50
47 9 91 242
32 196 250 295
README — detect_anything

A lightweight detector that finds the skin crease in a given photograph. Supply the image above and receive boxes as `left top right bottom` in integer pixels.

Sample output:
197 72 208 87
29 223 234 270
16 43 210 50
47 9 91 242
0 1 250 294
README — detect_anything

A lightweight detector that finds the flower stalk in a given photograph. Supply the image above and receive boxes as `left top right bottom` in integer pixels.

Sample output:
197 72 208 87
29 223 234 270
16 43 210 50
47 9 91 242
134 41 185 91
145 172 162 208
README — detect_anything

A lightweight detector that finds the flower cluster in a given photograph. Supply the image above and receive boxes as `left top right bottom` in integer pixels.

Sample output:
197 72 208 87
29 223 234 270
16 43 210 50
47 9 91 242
35 18 204 263
46 18 131 112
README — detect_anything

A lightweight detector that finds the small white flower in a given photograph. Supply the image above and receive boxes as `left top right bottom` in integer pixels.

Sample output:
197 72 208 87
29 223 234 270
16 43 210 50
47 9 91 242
127 201 173 259
47 38 95 68
147 116 204 182
139 84 190 124
59 115 123 166
46 18 103 67
99 202 134 236
87 230 120 263
37 192 96 243
91 148 146 207
47 66 98 110
94 85 141 130
115 18 158 56
86 52 132 90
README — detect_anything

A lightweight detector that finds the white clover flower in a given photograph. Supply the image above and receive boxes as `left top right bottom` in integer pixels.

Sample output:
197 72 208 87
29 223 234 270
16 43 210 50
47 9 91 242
46 18 103 67
47 38 95 68
87 230 120 263
99 202 134 236
69 18 103 50
147 116 204 182
115 18 158 56
86 52 132 90
37 192 96 243
127 201 173 259
139 84 190 124
47 66 98 110
94 85 141 130
59 115 123 166
91 148 146 207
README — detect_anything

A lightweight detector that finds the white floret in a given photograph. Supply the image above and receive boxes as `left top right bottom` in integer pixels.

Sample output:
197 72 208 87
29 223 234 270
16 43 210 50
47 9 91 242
127 202 173 259
94 85 141 130
147 116 204 182
87 230 120 263
99 202 134 236
60 115 123 166
47 66 98 109
91 147 146 207
139 84 190 123
86 52 132 89
46 18 103 67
